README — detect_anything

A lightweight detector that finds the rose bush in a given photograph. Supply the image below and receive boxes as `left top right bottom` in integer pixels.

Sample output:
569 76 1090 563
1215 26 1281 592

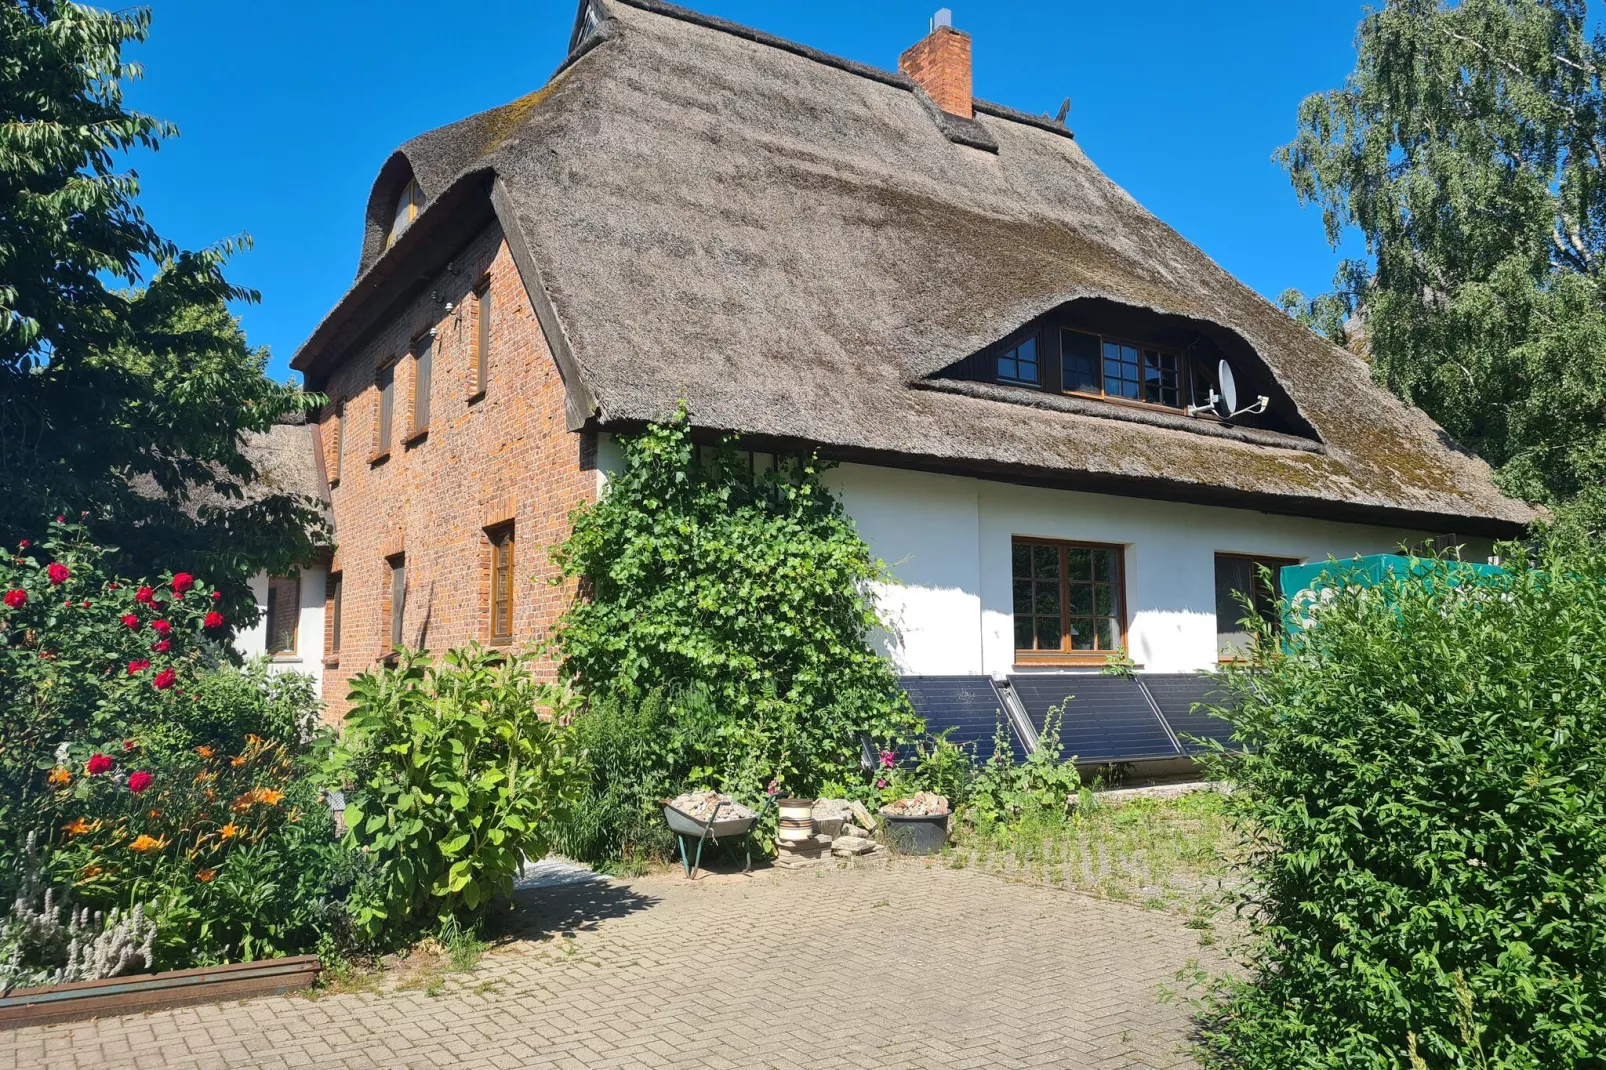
0 516 355 976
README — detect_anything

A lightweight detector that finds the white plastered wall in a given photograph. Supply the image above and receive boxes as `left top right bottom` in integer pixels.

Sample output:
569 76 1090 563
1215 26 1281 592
237 567 327 692
826 463 1444 676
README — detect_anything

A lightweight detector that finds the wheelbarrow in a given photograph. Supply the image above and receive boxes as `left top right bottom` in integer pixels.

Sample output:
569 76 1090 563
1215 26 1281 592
661 794 773 879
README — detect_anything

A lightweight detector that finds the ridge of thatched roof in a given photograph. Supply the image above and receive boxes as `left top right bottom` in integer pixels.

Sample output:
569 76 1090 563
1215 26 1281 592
294 0 1537 536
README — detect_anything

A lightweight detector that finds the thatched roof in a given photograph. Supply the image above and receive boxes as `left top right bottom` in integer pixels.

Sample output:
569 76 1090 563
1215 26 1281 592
294 0 1536 536
129 421 330 527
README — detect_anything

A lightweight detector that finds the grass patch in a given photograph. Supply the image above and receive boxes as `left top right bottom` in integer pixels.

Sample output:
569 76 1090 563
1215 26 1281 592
947 789 1237 915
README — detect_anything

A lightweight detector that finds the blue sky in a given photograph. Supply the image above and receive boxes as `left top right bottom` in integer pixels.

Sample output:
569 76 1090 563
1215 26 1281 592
125 1 1371 383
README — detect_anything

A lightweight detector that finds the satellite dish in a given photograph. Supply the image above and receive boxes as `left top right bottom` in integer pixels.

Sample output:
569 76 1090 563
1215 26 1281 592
1217 359 1238 414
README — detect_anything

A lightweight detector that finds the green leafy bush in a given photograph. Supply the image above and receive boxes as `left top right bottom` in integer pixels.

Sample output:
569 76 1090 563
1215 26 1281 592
967 709 1083 827
548 416 918 860
1199 551 1606 1069
330 647 582 937
553 687 707 870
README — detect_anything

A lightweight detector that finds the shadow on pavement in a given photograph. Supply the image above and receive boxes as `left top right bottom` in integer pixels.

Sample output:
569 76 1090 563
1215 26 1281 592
497 860 661 940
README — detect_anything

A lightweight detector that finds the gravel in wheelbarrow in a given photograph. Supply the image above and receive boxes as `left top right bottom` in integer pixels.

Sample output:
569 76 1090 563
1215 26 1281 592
661 791 770 877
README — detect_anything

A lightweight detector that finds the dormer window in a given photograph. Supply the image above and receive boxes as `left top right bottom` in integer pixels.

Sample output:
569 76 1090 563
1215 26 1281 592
995 333 1039 386
1064 330 1182 408
932 298 1317 441
385 177 425 249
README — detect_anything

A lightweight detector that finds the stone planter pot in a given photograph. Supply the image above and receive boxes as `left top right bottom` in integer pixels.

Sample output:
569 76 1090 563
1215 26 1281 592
878 809 950 855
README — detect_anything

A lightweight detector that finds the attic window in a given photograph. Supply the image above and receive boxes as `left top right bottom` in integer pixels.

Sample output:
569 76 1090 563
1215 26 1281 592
1065 330 1182 408
570 0 604 51
385 177 425 249
995 334 1039 386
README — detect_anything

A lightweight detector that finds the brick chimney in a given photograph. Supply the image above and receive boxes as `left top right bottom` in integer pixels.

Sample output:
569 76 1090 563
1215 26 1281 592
899 10 972 119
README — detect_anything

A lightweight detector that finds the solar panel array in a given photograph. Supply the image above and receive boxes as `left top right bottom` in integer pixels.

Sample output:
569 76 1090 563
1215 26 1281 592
898 672 1245 767
898 676 1028 764
1007 674 1180 764
1138 673 1242 756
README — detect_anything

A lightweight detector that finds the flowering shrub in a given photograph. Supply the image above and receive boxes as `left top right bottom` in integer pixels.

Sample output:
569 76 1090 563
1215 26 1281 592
40 735 354 969
0 517 350 973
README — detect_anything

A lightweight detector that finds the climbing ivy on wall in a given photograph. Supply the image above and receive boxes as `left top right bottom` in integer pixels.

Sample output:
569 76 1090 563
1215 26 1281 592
548 413 917 797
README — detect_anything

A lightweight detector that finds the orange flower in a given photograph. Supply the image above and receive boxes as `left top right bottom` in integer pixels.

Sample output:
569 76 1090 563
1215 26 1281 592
219 822 241 840
47 767 71 787
230 756 246 767
256 788 285 806
62 817 95 836
129 834 166 853
193 769 214 783
147 808 163 819
244 733 264 747
79 864 104 879
195 868 216 883
195 745 214 759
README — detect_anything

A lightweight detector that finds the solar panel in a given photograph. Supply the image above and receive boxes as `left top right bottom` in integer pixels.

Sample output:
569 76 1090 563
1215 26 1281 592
898 676 1028 764
1006 674 1180 764
1138 673 1243 756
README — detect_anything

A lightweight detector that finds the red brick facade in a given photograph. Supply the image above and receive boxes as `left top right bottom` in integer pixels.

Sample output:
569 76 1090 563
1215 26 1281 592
314 222 596 719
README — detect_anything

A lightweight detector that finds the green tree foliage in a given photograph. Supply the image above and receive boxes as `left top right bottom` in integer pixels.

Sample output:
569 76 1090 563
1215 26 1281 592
549 416 918 808
1198 553 1606 1068
0 2 325 599
1278 0 1606 536
329 648 582 937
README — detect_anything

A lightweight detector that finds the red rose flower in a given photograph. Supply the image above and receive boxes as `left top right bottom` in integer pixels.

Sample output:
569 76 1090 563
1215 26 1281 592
151 639 171 653
135 586 155 605
171 572 194 596
211 591 222 602
79 600 89 608
2 589 24 609
120 613 140 629
203 611 225 630
17 540 28 549
126 659 150 675
86 753 113 775
54 515 64 524
127 771 153 794
106 582 117 590
150 619 172 636
153 668 177 691
122 739 135 751
46 562 69 585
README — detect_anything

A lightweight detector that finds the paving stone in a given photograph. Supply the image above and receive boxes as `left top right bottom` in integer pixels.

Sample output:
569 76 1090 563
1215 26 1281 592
0 860 1223 1069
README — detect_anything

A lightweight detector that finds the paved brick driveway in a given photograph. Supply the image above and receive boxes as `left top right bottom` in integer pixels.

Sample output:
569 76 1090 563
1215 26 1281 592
1 858 1221 1069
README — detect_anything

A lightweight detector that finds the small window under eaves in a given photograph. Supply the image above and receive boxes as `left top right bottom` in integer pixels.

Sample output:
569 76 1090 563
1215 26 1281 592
570 0 605 52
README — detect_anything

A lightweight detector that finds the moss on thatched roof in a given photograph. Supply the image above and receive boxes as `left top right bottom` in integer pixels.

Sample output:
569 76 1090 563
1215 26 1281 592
295 0 1536 535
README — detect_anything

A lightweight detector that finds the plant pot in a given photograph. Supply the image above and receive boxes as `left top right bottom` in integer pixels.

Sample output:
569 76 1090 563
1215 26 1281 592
878 809 950 855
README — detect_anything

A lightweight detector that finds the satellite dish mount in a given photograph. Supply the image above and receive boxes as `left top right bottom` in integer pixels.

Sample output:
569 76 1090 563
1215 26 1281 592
1187 358 1269 420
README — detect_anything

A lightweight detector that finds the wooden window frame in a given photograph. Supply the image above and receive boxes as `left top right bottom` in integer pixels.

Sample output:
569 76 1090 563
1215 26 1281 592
372 358 397 462
264 574 300 657
1061 328 1189 413
1011 537 1128 665
406 332 432 442
468 277 491 401
1214 552 1299 663
487 523 515 644
386 554 406 654
384 177 425 250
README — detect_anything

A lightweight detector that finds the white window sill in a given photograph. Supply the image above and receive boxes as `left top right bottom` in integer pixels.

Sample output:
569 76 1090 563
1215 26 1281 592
271 655 303 664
